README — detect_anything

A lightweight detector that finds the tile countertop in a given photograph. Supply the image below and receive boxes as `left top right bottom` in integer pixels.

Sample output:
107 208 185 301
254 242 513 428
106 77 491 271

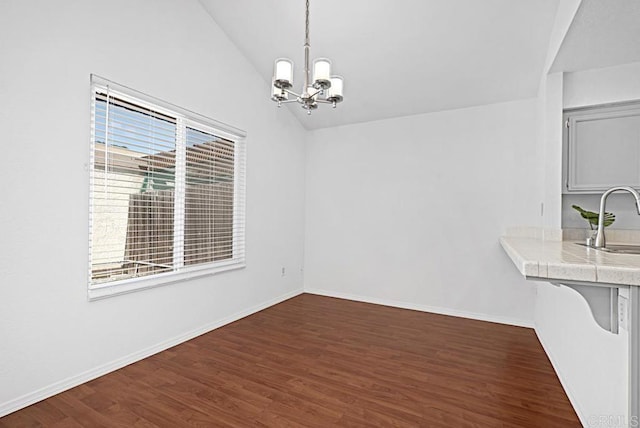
500 235 640 286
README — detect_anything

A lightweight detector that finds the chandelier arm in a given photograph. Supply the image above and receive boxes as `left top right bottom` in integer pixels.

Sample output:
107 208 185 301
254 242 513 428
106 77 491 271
307 87 323 98
281 87 302 98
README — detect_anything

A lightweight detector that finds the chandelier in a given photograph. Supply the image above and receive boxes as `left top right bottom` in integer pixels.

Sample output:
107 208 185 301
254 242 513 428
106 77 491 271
271 0 344 114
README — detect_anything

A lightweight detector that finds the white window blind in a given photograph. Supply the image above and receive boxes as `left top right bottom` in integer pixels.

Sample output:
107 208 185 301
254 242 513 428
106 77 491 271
89 75 246 298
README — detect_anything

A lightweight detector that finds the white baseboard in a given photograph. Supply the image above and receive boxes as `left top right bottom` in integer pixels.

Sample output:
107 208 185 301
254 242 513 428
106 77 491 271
534 327 587 427
0 288 303 418
304 288 534 328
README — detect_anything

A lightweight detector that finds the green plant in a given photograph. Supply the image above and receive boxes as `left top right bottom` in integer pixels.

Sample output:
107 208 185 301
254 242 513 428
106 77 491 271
572 205 615 230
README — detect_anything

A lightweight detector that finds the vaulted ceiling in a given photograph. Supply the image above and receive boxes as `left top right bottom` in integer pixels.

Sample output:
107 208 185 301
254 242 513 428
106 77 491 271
199 0 561 130
199 1 640 130
551 0 640 72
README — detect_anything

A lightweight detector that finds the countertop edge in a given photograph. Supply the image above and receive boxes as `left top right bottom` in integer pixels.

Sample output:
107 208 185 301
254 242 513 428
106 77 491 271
500 235 640 286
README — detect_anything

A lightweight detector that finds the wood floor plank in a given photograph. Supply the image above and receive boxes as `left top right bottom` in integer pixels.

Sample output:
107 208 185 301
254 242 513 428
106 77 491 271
0 294 581 427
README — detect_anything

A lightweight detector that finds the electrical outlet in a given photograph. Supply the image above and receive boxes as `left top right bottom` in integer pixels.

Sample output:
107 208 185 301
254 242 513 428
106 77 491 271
619 296 628 331
281 267 286 277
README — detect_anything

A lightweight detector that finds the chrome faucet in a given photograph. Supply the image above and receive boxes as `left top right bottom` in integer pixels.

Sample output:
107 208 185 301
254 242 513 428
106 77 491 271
593 186 640 248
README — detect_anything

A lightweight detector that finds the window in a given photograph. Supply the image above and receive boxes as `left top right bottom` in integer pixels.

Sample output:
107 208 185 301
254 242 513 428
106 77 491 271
563 102 640 193
89 75 246 299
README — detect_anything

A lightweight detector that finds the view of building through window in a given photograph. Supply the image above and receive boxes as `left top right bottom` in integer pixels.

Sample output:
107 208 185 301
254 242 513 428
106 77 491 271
90 89 241 287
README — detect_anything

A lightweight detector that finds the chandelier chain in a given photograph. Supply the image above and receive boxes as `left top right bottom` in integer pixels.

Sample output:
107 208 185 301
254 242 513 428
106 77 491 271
305 0 310 46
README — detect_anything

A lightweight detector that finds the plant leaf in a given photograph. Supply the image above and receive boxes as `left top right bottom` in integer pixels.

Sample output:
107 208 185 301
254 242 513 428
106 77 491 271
572 205 615 228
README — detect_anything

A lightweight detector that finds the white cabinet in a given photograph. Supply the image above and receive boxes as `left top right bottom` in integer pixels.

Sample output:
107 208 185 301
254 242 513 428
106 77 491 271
563 103 640 193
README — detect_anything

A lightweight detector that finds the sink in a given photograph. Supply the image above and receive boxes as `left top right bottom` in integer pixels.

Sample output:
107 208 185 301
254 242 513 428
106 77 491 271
602 244 640 254
576 243 640 254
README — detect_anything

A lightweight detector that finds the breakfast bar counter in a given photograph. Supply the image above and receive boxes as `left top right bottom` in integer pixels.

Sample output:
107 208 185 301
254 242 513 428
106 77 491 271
500 230 640 424
500 235 640 286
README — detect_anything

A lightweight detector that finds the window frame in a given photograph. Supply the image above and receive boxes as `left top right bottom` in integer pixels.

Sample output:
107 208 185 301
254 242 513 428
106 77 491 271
88 75 246 300
562 101 640 194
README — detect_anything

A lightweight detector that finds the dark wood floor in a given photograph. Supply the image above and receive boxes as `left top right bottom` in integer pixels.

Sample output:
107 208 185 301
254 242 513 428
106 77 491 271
1 294 580 427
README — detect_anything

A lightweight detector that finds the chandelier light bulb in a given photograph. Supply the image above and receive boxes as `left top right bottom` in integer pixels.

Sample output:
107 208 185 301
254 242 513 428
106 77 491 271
313 58 332 89
326 76 344 104
274 59 293 89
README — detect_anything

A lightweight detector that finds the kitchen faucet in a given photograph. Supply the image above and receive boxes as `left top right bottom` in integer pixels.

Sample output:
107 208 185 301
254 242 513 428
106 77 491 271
593 186 640 248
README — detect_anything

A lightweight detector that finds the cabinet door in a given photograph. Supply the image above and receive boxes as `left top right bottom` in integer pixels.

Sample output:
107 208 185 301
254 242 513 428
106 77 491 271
565 104 640 193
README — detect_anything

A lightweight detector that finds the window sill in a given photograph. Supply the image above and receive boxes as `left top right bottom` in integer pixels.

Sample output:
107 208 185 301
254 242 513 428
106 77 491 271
88 261 245 301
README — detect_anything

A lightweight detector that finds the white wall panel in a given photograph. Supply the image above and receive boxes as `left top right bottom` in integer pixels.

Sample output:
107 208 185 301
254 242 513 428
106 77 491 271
0 0 306 415
304 99 542 325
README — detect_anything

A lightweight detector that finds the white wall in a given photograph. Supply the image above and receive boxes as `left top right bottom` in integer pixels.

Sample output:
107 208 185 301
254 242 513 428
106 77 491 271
564 61 640 109
303 99 542 326
0 0 306 415
541 72 565 231
533 2 631 423
538 0 581 232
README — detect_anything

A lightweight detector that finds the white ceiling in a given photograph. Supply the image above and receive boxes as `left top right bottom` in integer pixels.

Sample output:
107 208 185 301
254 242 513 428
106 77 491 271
199 0 560 130
551 0 640 73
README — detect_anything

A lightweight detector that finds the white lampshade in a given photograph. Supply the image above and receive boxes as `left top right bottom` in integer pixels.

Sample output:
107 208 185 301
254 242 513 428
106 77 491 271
326 76 344 102
274 58 293 88
313 58 331 88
